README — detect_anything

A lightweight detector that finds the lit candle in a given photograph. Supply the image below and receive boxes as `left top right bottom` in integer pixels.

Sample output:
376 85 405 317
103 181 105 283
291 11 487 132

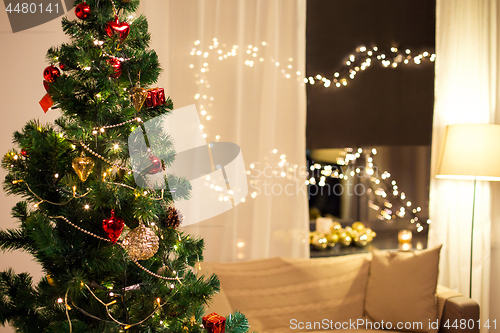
398 229 413 243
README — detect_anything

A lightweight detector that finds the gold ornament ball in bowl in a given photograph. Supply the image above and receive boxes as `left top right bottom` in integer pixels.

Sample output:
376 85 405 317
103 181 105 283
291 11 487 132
338 229 352 247
331 221 342 232
311 233 328 250
351 221 365 232
328 232 339 245
354 233 369 247
122 224 159 260
365 228 377 242
309 231 321 243
344 226 356 238
339 235 352 247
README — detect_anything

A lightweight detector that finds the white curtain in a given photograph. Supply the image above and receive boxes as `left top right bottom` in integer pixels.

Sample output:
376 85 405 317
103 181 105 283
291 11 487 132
139 0 309 262
428 1 500 330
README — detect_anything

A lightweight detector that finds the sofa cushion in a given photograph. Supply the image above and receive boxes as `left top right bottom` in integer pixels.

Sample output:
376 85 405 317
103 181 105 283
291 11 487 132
207 253 371 332
365 246 442 333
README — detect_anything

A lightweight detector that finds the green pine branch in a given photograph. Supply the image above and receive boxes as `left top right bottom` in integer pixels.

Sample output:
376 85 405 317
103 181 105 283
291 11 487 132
225 311 251 333
0 228 34 253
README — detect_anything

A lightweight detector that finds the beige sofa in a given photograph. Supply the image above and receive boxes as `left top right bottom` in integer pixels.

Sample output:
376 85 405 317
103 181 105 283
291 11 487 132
201 250 479 333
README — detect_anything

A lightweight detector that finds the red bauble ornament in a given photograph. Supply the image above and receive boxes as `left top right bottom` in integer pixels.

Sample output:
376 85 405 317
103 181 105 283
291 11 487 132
145 155 162 174
106 16 130 42
43 66 60 83
102 210 125 243
20 149 27 157
106 58 122 78
75 2 91 20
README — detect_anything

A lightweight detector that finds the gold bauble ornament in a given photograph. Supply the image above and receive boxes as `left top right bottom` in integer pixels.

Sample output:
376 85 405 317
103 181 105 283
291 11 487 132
311 233 328 250
130 87 148 111
340 235 352 247
365 228 376 242
309 231 322 243
331 221 342 232
122 224 159 260
328 232 339 244
47 274 56 286
309 231 316 244
351 221 365 232
338 229 352 247
72 156 95 182
354 234 369 247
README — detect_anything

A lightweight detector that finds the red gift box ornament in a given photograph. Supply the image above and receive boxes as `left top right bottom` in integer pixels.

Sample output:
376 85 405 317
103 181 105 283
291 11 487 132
146 88 166 108
145 88 156 107
157 88 165 105
202 312 226 333
39 94 54 113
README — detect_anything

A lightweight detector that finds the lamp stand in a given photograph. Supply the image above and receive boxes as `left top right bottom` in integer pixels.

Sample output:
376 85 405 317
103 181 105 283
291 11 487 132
469 176 477 299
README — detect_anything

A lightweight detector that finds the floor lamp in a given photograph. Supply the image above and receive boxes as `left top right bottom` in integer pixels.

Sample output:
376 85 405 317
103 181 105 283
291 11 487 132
436 124 500 299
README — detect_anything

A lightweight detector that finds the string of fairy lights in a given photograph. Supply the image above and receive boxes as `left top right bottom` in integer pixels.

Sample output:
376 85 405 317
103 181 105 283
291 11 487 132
305 46 435 88
307 147 430 232
188 39 434 233
189 40 435 142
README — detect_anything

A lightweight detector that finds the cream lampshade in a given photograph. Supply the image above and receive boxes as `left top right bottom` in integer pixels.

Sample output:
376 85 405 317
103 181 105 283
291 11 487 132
436 123 500 299
436 124 500 180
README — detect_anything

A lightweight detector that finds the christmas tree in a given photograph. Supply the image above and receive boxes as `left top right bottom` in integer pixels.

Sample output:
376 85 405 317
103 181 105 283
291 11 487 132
0 1 249 332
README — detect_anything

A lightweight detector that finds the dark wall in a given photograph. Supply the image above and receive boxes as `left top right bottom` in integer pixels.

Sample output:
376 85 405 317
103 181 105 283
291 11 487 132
306 0 436 149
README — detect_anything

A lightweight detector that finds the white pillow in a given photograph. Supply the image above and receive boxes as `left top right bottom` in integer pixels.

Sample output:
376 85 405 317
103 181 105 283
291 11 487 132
365 245 442 333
